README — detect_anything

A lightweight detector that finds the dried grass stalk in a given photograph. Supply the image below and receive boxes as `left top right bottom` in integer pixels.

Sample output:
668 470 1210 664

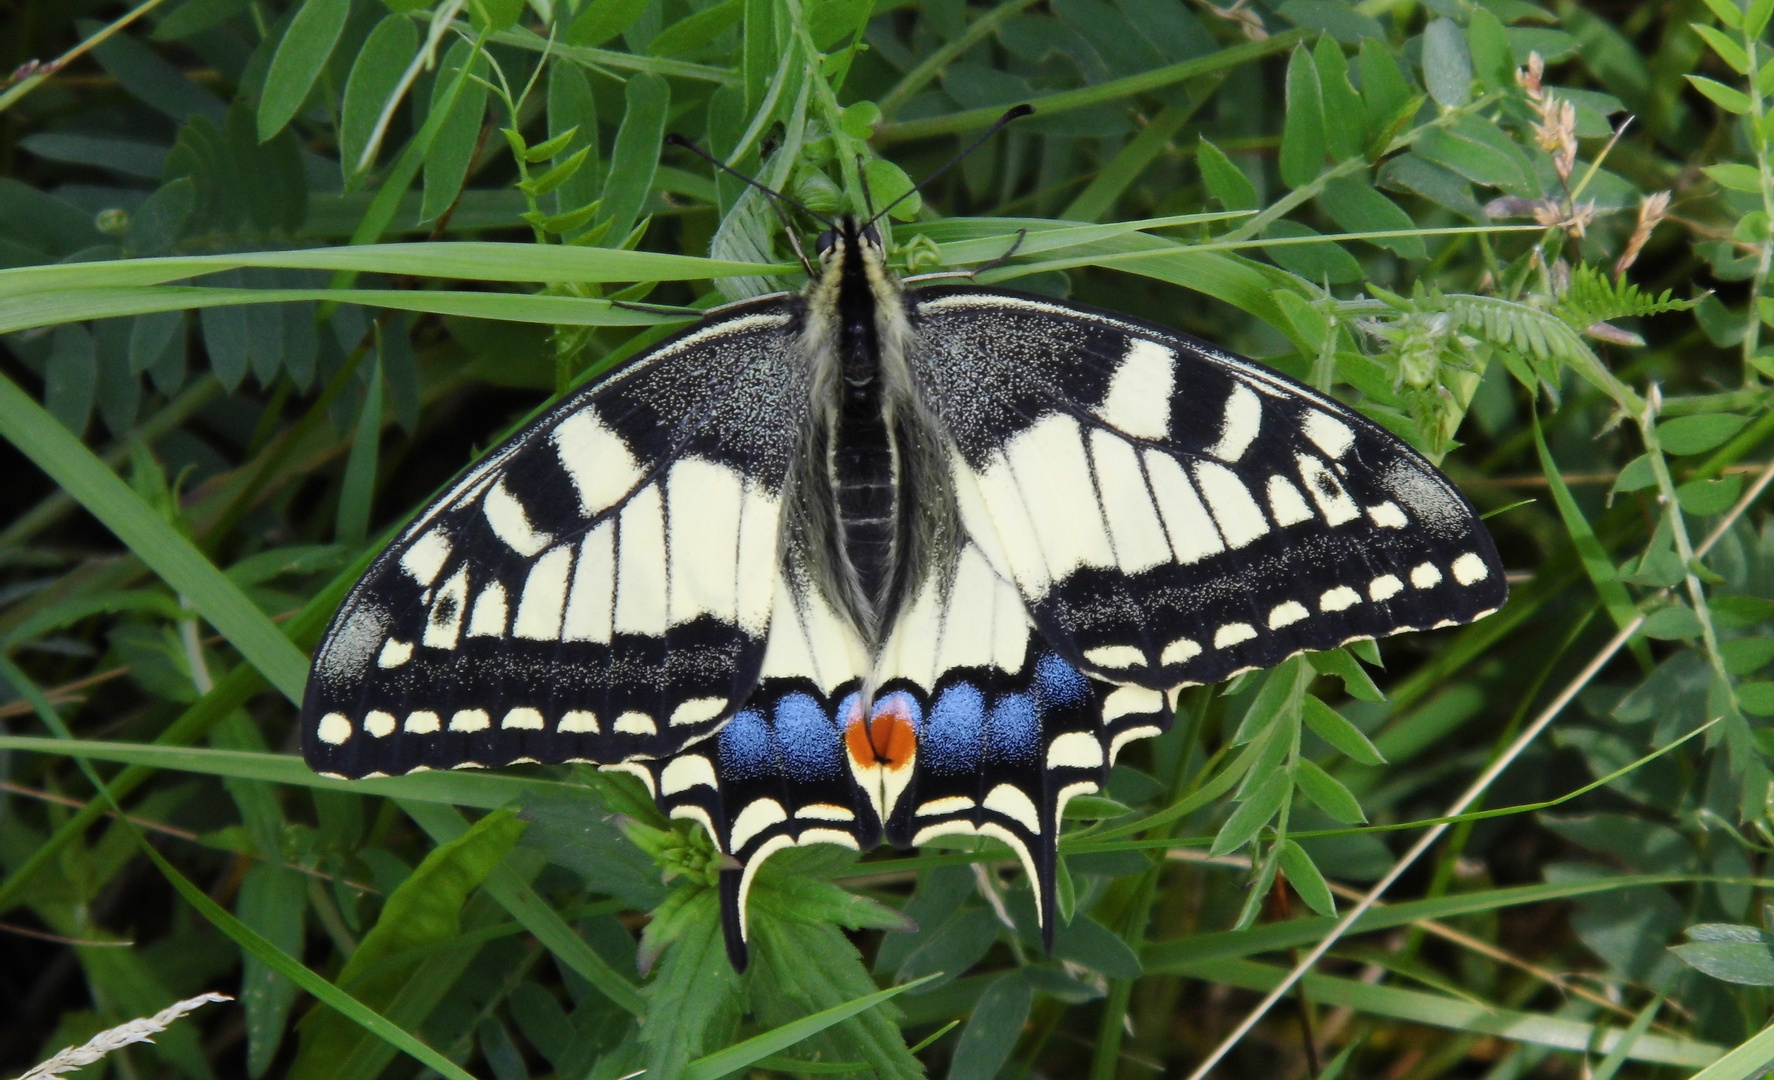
11 993 232 1080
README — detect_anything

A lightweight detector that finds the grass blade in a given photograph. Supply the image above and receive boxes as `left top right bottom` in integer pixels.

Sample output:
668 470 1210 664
0 373 309 702
0 736 586 808
682 974 938 1080
0 244 787 299
0 286 700 336
874 31 1305 143
1165 957 1720 1067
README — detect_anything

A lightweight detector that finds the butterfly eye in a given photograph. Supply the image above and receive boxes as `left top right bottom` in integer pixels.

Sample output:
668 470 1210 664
815 229 836 256
862 224 882 246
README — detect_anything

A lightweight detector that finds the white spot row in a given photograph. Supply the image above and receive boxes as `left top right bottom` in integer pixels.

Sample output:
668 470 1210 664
314 696 727 745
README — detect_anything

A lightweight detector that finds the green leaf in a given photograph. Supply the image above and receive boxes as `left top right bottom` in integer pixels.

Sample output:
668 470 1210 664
1233 658 1308 745
640 889 744 1080
1197 136 1258 211
1301 695 1385 764
1673 925 1774 985
0 374 310 703
1690 23 1750 73
1262 220 1362 284
1657 412 1749 455
741 908 923 1080
238 863 306 1077
1359 38 1410 146
1738 681 1774 716
523 127 578 163
468 0 525 32
286 809 527 1080
1714 595 1774 628
600 72 670 245
1640 604 1704 640
1314 36 1364 161
840 101 882 139
339 14 417 178
1705 162 1764 192
1465 7 1514 91
1413 119 1536 194
948 972 1033 1080
1678 474 1744 515
546 62 601 223
1309 647 1385 702
335 348 383 545
44 323 95 434
1421 18 1474 107
1534 414 1646 659
421 39 490 223
566 0 654 46
809 0 876 49
519 146 591 197
1052 911 1143 979
649 0 742 56
257 0 350 142
865 159 921 220
1318 177 1424 258
1687 74 1752 114
1701 0 1745 27
1722 637 1774 675
1212 771 1291 854
1280 1 1383 42
1749 0 1774 38
1294 758 1366 823
1612 453 1657 494
1280 46 1327 188
1278 839 1336 916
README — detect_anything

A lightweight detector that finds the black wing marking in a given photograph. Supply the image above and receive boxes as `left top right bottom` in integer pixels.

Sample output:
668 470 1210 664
907 287 1508 690
640 544 1175 969
301 298 810 778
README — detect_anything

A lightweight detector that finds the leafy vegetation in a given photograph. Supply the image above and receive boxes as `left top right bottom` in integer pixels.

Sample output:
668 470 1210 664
4 0 1774 1077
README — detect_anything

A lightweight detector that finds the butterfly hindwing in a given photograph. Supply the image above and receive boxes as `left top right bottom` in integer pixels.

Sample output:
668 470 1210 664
643 544 1175 968
910 287 1508 690
302 299 809 777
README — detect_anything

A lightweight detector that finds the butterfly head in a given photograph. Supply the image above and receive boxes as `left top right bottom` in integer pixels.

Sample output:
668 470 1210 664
813 214 885 268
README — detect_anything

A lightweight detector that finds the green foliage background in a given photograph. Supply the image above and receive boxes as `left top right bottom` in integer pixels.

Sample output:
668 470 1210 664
2 0 1773 1077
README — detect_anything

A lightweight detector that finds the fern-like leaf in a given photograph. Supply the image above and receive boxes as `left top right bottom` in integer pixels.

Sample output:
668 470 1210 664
1554 263 1696 328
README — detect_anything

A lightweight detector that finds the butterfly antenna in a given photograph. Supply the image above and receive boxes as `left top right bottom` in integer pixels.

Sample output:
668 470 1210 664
865 104 1034 229
665 133 834 229
856 153 877 220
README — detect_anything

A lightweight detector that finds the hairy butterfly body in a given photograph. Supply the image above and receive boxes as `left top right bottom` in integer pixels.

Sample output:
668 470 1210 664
302 215 1507 968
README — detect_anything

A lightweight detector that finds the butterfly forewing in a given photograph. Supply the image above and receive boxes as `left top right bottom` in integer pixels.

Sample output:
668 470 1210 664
910 288 1508 690
301 298 810 777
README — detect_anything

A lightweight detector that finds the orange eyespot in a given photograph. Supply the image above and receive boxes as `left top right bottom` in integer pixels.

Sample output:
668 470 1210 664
845 698 918 771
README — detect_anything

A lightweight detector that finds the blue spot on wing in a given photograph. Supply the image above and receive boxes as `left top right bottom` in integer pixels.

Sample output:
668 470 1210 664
719 708 772 780
1034 652 1090 708
986 692 1038 764
923 682 985 774
773 691 841 780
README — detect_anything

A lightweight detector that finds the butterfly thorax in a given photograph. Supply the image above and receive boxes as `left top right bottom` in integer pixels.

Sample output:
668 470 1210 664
791 216 954 648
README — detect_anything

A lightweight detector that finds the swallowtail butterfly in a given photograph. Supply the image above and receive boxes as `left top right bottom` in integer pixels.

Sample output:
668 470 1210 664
301 194 1506 970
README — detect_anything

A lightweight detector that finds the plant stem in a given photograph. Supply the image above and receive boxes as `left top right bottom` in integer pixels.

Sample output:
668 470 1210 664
874 30 1307 144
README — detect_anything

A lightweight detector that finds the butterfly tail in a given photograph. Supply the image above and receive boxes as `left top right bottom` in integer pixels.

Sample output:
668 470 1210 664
719 868 752 971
